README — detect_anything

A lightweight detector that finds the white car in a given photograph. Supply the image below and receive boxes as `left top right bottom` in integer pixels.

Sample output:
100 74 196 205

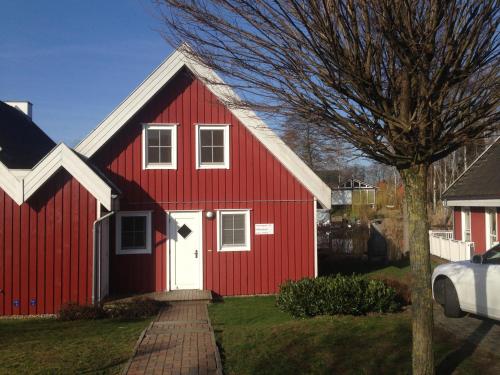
432 244 500 321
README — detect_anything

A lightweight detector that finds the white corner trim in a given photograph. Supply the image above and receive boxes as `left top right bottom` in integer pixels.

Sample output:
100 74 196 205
74 46 331 208
116 211 152 255
0 161 23 205
22 144 113 210
195 124 230 169
142 123 178 170
216 209 251 251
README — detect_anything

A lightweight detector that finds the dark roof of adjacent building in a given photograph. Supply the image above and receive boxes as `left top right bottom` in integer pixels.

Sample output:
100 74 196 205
444 138 500 200
0 101 56 169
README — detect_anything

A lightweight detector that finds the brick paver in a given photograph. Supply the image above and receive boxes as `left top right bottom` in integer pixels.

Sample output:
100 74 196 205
125 302 222 375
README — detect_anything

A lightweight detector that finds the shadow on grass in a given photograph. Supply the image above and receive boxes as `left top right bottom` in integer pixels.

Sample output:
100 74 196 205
436 319 494 375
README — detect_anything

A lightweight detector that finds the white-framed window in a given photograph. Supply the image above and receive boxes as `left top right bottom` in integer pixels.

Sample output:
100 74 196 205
486 208 498 249
217 210 250 251
142 123 177 169
116 211 152 255
195 124 230 169
462 207 471 242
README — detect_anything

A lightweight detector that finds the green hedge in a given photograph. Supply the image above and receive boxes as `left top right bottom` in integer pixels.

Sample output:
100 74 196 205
276 275 401 317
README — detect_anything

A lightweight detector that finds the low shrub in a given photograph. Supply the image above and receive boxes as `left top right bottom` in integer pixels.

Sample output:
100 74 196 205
276 275 401 318
58 303 107 321
381 278 411 305
106 298 164 320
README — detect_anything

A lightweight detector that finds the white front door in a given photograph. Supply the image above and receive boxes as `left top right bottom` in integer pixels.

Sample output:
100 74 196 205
167 211 203 290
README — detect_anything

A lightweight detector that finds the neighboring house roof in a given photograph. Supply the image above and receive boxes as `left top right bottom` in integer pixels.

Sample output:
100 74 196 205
75 46 332 208
336 178 376 190
0 101 56 169
0 144 115 210
443 137 500 206
316 170 342 188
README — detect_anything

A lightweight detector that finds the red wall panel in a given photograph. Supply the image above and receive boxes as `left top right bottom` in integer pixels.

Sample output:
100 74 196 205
0 170 97 315
453 208 462 241
93 68 316 296
471 207 486 254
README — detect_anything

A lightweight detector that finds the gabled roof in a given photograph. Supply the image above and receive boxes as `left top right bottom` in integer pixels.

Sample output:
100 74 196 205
443 137 500 206
0 101 56 169
0 144 114 210
75 46 331 207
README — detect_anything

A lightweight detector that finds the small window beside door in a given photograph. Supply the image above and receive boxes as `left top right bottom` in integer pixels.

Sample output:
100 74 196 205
217 210 250 251
116 211 152 255
196 125 230 169
486 208 498 249
142 124 177 169
463 208 471 242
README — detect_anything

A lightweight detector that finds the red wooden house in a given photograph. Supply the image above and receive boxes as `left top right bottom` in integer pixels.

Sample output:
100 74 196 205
442 137 499 255
0 47 331 315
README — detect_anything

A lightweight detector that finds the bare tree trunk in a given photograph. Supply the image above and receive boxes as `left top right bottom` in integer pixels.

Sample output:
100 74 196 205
400 164 434 375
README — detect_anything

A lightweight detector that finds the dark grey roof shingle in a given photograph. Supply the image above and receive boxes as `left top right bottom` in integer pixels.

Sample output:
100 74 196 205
0 101 56 169
444 139 500 200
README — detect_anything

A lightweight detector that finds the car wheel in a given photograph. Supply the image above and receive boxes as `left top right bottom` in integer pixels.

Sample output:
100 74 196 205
443 278 465 318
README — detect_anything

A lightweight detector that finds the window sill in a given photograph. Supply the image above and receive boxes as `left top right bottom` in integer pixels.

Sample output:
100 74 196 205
143 164 177 170
217 247 251 252
116 248 151 255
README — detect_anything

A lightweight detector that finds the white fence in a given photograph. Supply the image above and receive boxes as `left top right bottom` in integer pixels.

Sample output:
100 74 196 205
429 231 474 261
429 230 454 240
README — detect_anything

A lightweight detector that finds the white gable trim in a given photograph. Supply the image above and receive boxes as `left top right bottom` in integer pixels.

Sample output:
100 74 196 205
75 47 331 207
0 144 113 210
444 199 500 207
24 144 113 210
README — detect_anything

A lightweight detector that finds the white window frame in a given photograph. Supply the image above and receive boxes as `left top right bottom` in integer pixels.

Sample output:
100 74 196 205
142 123 178 170
485 208 498 249
116 211 152 255
462 207 471 242
195 124 230 169
216 209 251 251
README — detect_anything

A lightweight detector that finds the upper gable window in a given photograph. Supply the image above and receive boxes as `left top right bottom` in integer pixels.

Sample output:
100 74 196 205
195 124 230 169
142 124 177 169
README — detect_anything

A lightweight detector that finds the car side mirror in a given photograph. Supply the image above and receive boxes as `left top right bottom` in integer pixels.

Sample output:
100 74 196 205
471 254 483 264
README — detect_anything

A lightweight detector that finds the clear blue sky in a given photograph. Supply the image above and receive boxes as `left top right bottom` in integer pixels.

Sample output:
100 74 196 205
0 1 172 145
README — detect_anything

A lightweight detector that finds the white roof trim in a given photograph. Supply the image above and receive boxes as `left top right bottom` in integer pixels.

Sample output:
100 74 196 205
0 144 113 210
75 47 331 207
444 199 500 207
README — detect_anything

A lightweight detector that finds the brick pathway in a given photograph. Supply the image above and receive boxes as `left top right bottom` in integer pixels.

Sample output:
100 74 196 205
125 302 222 375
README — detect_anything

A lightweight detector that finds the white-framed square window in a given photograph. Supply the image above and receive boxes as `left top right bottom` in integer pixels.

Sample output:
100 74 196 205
195 124 230 169
116 211 152 255
217 209 250 251
142 123 177 169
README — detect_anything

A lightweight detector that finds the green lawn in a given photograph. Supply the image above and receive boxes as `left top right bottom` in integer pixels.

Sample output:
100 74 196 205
0 317 150 374
209 296 492 375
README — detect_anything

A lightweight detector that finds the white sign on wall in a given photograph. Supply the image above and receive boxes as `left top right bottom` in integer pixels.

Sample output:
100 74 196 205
255 223 274 235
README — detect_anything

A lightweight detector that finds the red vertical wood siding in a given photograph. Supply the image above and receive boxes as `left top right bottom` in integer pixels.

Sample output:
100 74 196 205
453 208 462 241
93 68 316 296
0 170 97 315
471 207 486 254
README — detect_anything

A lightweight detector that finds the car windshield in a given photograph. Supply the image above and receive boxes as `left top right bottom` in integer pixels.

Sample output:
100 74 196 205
484 246 500 265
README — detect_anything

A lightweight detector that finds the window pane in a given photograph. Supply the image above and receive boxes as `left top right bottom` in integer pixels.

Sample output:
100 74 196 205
148 147 160 163
121 216 147 249
159 129 171 146
201 147 212 163
159 146 172 163
233 229 245 244
222 214 234 230
148 129 160 146
212 147 224 163
222 229 234 245
233 214 245 230
200 130 212 146
212 130 224 146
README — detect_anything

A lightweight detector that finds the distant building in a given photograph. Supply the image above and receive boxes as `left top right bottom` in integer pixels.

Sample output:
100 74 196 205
331 178 377 207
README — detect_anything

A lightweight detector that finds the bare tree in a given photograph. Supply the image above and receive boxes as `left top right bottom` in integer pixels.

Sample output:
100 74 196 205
155 1 500 373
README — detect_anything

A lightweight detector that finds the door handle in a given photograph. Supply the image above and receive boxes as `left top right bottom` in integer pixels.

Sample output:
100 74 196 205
194 250 198 258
